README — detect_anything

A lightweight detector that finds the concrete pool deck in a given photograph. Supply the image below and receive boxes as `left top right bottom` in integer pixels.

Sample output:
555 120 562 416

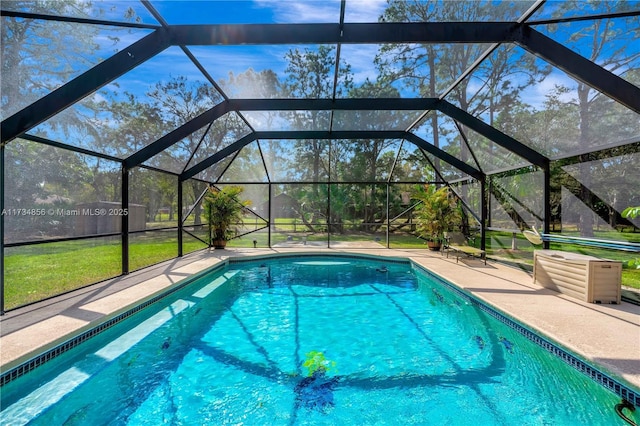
1 247 639 392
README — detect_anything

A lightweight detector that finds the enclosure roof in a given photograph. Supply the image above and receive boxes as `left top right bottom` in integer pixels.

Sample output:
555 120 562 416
2 0 639 183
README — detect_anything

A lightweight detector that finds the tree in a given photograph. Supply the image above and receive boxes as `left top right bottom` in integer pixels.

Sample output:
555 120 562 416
285 45 348 185
542 1 640 236
282 45 353 230
3 139 114 242
2 1 146 240
376 1 551 230
413 185 462 247
103 76 241 225
330 80 406 230
2 1 99 118
222 68 282 99
2 1 142 120
377 1 548 144
203 186 250 248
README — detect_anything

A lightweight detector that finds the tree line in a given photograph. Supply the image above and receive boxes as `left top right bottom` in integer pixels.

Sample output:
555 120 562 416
2 0 638 243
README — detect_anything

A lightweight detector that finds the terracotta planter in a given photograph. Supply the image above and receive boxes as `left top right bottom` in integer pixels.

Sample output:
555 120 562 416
426 241 441 251
212 239 227 249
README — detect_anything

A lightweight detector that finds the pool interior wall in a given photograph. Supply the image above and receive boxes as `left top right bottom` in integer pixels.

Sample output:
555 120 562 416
1 251 638 414
413 262 640 407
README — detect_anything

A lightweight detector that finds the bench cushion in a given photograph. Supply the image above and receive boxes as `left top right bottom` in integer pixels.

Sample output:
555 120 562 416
450 244 484 256
444 232 486 264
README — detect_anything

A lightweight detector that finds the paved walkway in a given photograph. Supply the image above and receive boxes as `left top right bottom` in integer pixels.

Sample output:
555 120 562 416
1 248 638 391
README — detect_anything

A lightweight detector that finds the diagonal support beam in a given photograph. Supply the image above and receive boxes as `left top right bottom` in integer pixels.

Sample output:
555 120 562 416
403 133 484 180
437 100 549 168
181 130 483 181
490 179 541 229
127 98 439 168
181 133 257 180
517 26 640 114
124 101 230 168
559 169 636 230
1 29 171 144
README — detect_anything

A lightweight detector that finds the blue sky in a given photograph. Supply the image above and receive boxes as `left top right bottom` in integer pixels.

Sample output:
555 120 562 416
97 0 389 99
151 0 343 24
124 0 639 102
17 0 635 106
148 0 388 24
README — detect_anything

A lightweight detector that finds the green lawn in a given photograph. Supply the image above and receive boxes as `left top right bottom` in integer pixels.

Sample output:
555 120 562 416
4 227 638 310
4 232 207 310
4 240 123 309
485 230 640 289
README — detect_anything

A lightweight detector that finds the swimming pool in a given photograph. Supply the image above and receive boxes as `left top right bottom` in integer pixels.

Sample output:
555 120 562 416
1 254 638 425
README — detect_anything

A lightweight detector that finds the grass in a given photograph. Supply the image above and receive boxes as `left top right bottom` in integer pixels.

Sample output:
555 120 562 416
4 226 638 310
129 233 178 272
4 240 123 309
485 230 640 290
4 232 207 310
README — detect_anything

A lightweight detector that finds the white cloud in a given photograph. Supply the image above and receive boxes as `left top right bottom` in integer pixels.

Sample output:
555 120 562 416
99 29 154 53
344 0 387 23
522 71 578 109
254 0 342 23
90 90 109 104
253 0 388 23
340 44 380 84
189 45 294 80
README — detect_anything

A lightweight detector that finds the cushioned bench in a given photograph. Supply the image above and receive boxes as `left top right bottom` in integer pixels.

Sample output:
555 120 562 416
443 232 486 265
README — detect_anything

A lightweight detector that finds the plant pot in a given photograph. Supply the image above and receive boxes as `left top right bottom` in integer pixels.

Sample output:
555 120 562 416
212 239 227 249
427 241 441 251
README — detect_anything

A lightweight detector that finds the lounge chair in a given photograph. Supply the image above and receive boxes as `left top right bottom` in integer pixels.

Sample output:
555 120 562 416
443 231 486 265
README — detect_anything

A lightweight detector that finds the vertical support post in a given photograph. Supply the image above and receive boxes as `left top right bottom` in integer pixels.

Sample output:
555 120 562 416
327 183 331 248
327 140 331 249
386 183 390 248
177 178 183 257
487 178 492 228
206 183 212 249
543 161 551 250
480 177 487 251
0 145 5 315
268 183 272 247
122 165 129 275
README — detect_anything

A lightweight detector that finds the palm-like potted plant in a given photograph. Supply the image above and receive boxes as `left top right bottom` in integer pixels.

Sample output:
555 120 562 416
413 185 462 251
203 185 250 249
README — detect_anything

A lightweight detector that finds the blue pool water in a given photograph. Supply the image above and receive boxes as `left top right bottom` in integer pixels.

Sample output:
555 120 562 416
1 255 637 425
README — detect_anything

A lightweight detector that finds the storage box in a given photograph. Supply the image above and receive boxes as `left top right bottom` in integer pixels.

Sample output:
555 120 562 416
533 250 622 304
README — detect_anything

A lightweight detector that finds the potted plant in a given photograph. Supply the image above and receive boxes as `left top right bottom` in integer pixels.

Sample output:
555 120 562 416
413 185 462 251
203 185 250 249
